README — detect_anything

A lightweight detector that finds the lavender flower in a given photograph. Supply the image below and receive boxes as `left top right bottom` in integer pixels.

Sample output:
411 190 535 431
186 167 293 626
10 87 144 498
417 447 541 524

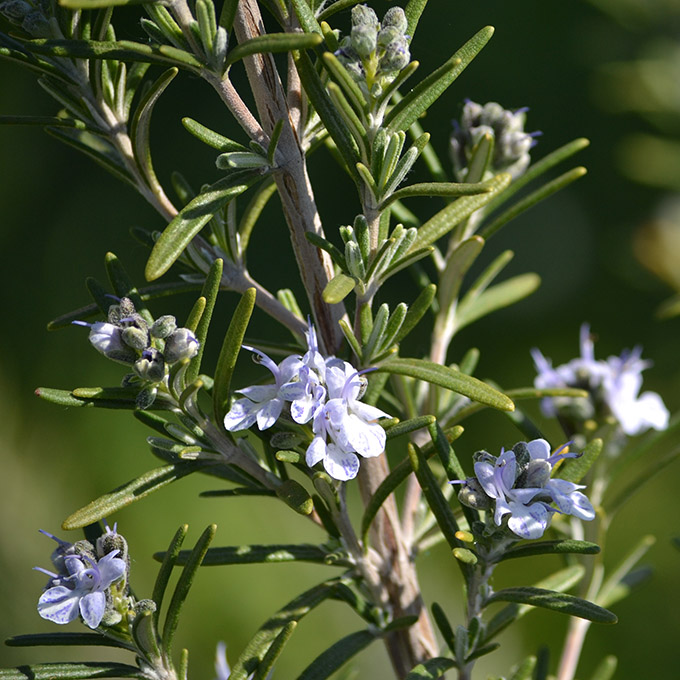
457 438 595 540
532 324 669 436
36 533 126 629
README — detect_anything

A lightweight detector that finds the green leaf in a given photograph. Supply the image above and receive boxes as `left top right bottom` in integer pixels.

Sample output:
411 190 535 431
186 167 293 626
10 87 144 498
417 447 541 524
0 115 89 128
338 319 363 360
455 273 540 331
323 272 356 304
385 26 494 133
480 167 587 240
508 656 536 680
276 479 314 515
226 32 322 66
62 463 203 529
429 421 467 482
289 0 323 34
404 0 428 39
438 236 485 313
60 0 153 7
498 540 600 562
187 258 223 383
411 173 511 250
253 622 297 680
145 171 259 280
151 525 188 624
0 664 146 679
229 580 339 679
360 426 464 542
5 633 132 649
162 525 217 650
104 252 150 321
321 51 368 114
383 180 493 207
394 284 437 344
378 358 514 411
219 0 239 32
130 67 177 199
404 657 456 679
213 287 256 423
297 629 377 680
385 415 436 440
408 443 464 555
182 117 248 152
165 543 328 565
485 587 617 624
589 656 618 680
430 603 455 656
317 0 362 21
557 438 603 484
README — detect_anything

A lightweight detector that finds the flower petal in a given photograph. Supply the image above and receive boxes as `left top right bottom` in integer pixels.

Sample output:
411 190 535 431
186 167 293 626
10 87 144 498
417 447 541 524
79 590 106 629
507 501 550 539
38 586 80 624
223 398 259 431
323 445 360 481
256 397 283 430
306 436 326 468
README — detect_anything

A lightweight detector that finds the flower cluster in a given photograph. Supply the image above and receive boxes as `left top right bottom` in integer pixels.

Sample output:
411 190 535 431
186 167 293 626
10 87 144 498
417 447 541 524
35 526 129 629
336 5 411 97
76 297 199 408
224 326 390 481
456 438 596 540
532 324 669 436
0 0 51 37
450 100 538 182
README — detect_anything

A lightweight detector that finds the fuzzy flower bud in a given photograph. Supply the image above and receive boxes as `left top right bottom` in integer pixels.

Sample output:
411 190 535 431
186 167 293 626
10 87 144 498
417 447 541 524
382 6 408 33
121 325 149 351
134 348 166 382
150 315 177 339
351 4 379 30
351 23 377 59
163 328 200 364
379 36 410 73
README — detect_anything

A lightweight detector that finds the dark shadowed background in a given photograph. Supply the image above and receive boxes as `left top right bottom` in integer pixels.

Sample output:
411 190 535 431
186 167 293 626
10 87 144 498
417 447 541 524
1 0 679 677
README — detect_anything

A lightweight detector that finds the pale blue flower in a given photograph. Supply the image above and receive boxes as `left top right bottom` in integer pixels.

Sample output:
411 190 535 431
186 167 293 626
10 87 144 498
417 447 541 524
223 347 303 431
305 361 389 481
37 550 126 629
459 438 595 540
532 324 669 435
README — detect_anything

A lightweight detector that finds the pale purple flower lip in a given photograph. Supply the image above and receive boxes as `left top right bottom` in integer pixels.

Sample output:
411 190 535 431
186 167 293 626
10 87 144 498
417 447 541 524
223 324 391 481
455 438 595 540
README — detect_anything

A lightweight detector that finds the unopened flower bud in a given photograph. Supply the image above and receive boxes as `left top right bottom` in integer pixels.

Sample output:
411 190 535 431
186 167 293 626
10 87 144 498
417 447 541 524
0 0 31 21
351 4 379 30
379 37 410 73
108 297 137 325
134 348 166 382
351 23 377 59
163 328 199 364
522 459 551 488
345 241 366 280
150 315 177 339
382 7 408 33
377 26 401 48
122 325 149 351
89 323 137 364
457 478 492 510
22 10 49 36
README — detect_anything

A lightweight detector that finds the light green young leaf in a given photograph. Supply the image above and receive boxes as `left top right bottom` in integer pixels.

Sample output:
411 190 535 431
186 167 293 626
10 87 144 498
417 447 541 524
182 117 249 152
145 171 260 281
404 657 456 680
226 32 322 67
62 463 204 529
383 180 493 207
219 0 239 32
323 273 356 304
455 273 541 331
379 358 514 411
276 479 314 515
289 0 323 34
385 26 494 133
486 587 617 623
213 287 256 423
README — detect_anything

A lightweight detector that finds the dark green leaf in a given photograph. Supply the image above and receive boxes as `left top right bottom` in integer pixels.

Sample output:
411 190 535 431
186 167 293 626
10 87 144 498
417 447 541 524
498 540 600 562
298 630 377 680
383 180 492 207
145 171 259 280
5 633 132 649
276 479 314 515
430 603 455 656
62 463 203 529
0 663 146 679
385 26 494 133
378 357 514 411
187 258 223 383
411 173 510 250
486 588 617 624
253 622 297 680
162 525 217 649
429 421 467 482
229 580 338 679
104 252 150 321
226 32 322 66
557 438 602 484
152 525 188 622
385 415 436 440
61 0 153 7
182 117 248 152
404 657 456 679
164 543 328 565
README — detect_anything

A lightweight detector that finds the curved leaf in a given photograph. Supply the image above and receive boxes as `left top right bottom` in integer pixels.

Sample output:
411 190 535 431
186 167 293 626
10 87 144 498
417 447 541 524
323 273 356 304
226 33 322 67
163 543 328 565
298 629 377 680
379 358 514 411
498 540 600 562
404 657 456 679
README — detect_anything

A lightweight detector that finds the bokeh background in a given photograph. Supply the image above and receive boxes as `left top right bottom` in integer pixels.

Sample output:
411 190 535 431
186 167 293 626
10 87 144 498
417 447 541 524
1 0 679 677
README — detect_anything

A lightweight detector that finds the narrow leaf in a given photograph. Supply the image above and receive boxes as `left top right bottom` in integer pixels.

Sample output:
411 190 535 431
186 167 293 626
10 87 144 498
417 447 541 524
0 664 145 679
145 171 259 280
486 587 617 624
404 0 428 39
385 26 494 133
276 479 314 515
164 543 328 565
557 438 602 484
589 656 618 680
498 540 600 562
226 33 322 66
213 287 257 423
379 358 514 411
152 525 188 622
162 525 217 649
383 180 492 207
289 0 323 34
404 657 456 679
323 273 356 304
182 117 248 152
5 633 132 649
394 284 437 344
298 629 377 680
385 415 436 440
253 622 297 680
62 463 203 529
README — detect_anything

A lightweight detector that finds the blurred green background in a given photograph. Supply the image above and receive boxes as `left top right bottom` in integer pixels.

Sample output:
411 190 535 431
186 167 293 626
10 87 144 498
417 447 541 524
1 0 679 677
